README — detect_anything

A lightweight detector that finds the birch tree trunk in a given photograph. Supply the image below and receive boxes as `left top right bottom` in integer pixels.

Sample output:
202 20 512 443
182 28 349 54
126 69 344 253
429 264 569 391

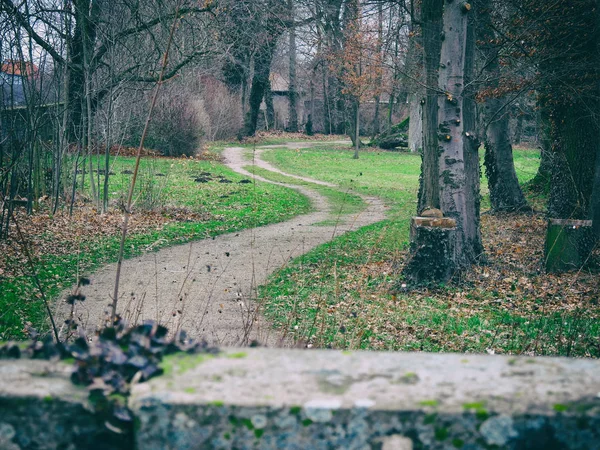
437 1 482 267
408 94 422 153
406 4 423 153
407 0 482 282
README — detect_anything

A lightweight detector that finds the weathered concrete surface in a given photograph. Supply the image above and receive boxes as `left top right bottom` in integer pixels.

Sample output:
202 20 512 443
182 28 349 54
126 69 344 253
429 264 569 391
2 351 600 449
131 349 600 449
0 360 130 449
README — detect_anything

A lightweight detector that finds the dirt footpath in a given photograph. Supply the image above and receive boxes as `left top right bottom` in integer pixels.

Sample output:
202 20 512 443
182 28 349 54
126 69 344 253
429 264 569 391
58 144 386 347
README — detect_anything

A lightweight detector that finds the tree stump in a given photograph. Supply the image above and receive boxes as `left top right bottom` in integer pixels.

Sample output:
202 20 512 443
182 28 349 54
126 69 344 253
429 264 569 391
403 216 457 284
545 219 594 273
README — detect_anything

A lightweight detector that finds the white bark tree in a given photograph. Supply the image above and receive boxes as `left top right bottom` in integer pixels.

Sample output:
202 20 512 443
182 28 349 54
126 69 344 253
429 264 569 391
406 0 482 282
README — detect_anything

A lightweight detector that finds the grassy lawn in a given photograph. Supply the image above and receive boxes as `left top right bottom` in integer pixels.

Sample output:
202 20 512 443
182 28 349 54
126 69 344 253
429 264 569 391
258 145 600 357
244 165 366 221
0 154 310 340
261 146 421 218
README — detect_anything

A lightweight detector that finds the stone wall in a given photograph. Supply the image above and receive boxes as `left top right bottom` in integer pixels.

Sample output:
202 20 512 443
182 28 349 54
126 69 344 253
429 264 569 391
1 349 600 449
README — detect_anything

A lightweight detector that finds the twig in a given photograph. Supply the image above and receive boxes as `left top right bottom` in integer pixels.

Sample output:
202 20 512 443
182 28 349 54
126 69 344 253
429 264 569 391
111 1 183 322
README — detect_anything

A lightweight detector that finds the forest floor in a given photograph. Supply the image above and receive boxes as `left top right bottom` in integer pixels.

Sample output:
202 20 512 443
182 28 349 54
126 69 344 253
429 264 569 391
2 136 598 357
256 144 600 357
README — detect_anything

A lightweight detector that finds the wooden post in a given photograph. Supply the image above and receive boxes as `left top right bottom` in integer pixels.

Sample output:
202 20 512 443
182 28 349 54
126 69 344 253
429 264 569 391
545 219 594 273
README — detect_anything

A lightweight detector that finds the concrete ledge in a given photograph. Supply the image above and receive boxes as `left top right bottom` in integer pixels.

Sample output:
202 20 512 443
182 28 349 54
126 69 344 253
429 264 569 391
0 360 132 449
1 350 600 449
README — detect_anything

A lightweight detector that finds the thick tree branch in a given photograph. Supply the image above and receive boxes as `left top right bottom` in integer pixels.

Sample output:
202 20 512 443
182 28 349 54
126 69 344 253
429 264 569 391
92 5 212 68
0 0 65 64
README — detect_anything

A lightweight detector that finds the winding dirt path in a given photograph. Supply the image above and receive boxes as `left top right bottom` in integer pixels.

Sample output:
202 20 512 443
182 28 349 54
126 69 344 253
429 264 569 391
59 144 386 347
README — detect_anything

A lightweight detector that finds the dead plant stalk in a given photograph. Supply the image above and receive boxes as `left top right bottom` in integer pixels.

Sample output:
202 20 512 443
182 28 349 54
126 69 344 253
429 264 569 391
111 2 183 323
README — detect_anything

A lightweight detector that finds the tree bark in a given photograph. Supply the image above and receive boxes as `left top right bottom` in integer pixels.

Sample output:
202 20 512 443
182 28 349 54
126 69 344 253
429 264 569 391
264 82 275 130
462 12 484 260
482 98 529 211
592 0 600 239
417 0 443 213
406 4 423 153
513 109 523 145
546 104 597 220
68 0 99 141
437 1 481 267
592 144 600 238
408 94 422 153
243 33 279 137
476 0 528 212
353 100 360 159
528 106 552 192
287 0 299 132
371 2 383 138
408 0 482 282
536 1 598 223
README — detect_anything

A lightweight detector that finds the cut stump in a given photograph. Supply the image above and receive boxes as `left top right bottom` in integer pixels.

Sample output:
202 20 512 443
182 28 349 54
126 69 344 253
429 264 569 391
404 216 457 284
545 219 594 273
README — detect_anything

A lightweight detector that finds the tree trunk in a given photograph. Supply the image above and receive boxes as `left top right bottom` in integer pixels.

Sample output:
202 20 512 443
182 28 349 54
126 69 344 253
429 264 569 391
335 87 346 135
528 107 552 192
437 1 481 267
408 94 422 153
243 34 279 137
482 98 529 212
371 2 383 138
241 78 248 119
84 61 97 204
537 0 598 268
103 87 114 213
417 0 443 213
592 145 600 239
476 0 528 212
322 64 332 134
287 0 299 132
592 0 600 239
547 104 597 220
408 0 481 282
353 100 360 159
406 4 423 153
513 110 523 145
264 83 275 130
387 93 394 130
328 75 340 134
68 0 99 141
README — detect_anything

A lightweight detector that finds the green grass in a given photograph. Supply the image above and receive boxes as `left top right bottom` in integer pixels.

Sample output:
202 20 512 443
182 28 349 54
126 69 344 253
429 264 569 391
257 145 599 357
261 146 421 218
244 165 366 219
0 154 310 340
